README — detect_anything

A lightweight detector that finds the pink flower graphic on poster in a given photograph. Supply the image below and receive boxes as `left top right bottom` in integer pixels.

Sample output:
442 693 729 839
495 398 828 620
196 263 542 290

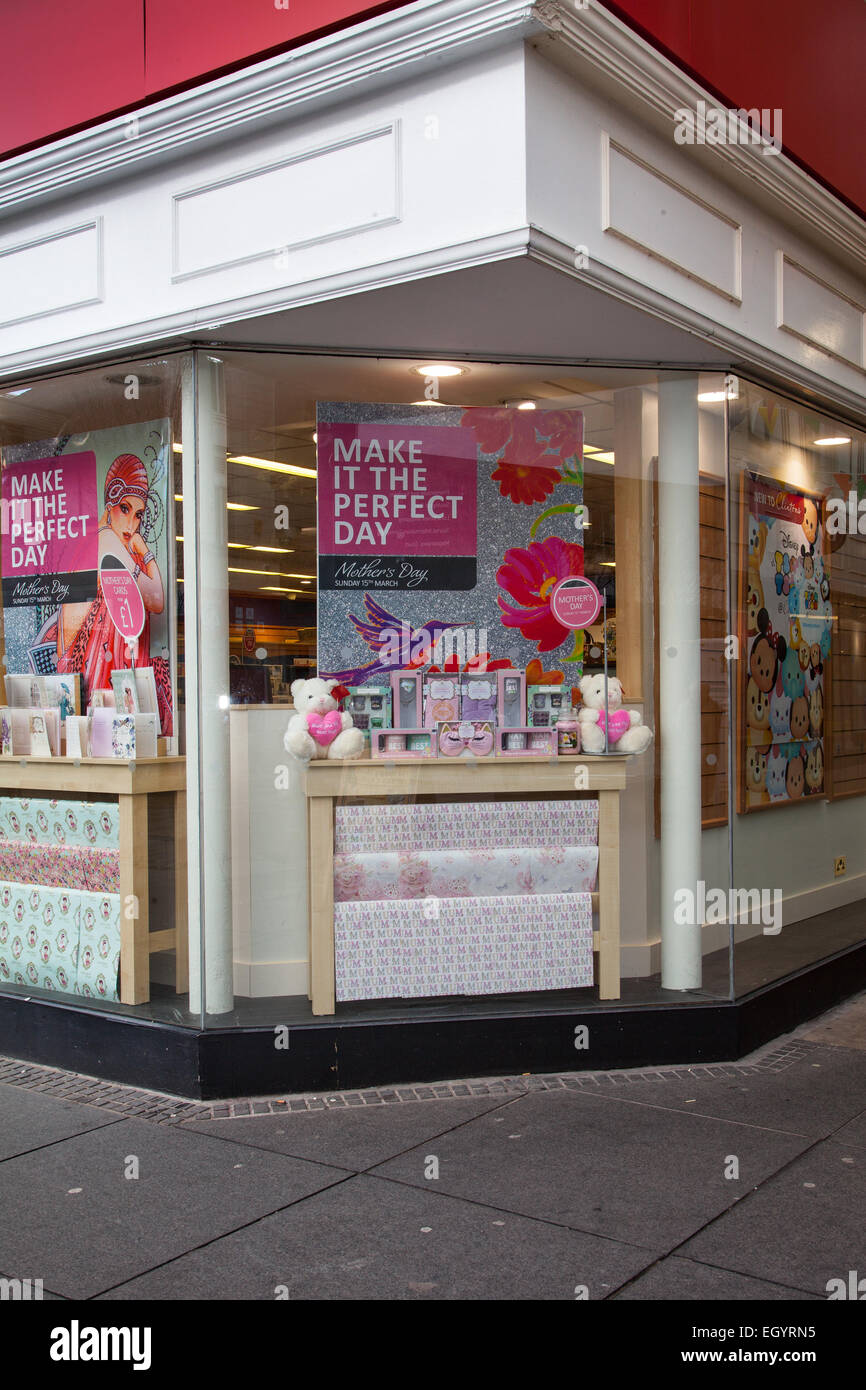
497 536 585 653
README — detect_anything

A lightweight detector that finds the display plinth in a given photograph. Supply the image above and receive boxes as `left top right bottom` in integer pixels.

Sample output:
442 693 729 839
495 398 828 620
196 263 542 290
0 756 187 1005
304 755 628 1015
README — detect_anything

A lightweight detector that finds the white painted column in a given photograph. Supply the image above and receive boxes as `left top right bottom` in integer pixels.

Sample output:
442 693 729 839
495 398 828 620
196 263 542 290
658 375 703 990
183 353 234 1016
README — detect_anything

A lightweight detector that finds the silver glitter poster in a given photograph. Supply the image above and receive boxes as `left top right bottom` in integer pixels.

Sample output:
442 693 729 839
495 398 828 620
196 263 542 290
317 403 584 684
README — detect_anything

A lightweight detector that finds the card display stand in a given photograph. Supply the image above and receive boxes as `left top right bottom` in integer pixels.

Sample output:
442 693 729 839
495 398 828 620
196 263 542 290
0 757 187 1005
304 755 627 1014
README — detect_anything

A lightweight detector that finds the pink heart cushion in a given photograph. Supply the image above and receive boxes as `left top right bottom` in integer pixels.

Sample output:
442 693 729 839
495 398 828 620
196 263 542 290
598 709 631 742
307 710 343 746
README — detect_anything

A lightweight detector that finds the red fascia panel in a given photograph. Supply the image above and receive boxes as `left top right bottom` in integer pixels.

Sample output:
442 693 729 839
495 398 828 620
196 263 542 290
143 0 412 93
0 0 413 161
603 0 866 220
0 0 145 157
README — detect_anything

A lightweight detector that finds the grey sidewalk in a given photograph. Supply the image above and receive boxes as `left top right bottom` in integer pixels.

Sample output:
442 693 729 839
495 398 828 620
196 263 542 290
1 994 864 1301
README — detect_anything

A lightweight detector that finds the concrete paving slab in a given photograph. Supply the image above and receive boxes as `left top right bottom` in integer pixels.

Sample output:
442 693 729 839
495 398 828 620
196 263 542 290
179 1094 514 1171
369 1090 811 1248
97 1172 657 1301
680 1138 866 1296
0 1081 121 1160
611 1254 820 1300
0 1118 348 1299
577 1045 866 1139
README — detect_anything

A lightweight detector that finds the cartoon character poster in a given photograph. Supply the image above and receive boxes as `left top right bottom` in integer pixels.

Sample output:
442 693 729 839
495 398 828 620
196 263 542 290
1 420 174 736
739 471 831 811
317 404 585 685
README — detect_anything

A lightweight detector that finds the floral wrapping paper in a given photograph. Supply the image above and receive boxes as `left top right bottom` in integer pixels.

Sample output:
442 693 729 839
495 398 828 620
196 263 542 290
0 844 119 893
0 881 120 1002
335 892 593 1000
334 846 598 901
0 797 119 850
335 799 599 854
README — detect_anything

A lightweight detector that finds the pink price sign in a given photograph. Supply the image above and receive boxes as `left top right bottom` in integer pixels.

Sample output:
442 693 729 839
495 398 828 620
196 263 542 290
100 556 145 642
550 575 602 629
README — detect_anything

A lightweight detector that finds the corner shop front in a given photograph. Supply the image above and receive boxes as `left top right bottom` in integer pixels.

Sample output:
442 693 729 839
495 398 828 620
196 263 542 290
0 1 865 1095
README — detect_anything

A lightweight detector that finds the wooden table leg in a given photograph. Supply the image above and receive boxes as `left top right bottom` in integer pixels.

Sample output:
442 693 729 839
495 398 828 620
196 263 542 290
308 794 335 1015
173 788 189 994
118 792 150 1005
597 789 621 1000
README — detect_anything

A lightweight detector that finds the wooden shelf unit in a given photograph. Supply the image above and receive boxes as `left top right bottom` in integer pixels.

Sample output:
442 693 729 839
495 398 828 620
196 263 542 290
303 754 628 1015
0 756 187 1006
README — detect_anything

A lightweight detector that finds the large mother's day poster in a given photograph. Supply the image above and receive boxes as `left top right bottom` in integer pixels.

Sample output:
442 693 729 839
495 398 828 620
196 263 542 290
316 404 585 684
1 420 174 735
739 471 832 811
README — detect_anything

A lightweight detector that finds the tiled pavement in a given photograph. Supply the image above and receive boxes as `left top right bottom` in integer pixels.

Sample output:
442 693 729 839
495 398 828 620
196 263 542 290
0 995 864 1300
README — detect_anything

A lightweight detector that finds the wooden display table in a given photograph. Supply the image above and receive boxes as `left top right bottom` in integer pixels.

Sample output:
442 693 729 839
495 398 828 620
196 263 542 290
0 756 187 1006
304 755 628 1015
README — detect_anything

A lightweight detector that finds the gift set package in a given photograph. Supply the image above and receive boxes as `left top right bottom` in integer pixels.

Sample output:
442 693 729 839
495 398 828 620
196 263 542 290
365 667 579 758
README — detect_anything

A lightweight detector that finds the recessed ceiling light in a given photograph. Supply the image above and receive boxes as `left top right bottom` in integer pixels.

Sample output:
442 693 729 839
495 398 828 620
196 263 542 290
227 454 317 478
228 543 293 553
697 391 730 403
593 451 615 465
582 445 602 455
411 399 448 406
175 494 258 512
259 586 301 594
813 436 851 446
410 363 466 378
502 399 536 410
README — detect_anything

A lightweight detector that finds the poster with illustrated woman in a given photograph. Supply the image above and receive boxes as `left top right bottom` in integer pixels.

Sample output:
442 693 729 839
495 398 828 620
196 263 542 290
0 420 174 737
57 454 164 702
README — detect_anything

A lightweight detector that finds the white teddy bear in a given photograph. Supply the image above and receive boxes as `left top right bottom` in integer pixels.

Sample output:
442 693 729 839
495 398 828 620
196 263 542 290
284 677 365 761
577 674 653 754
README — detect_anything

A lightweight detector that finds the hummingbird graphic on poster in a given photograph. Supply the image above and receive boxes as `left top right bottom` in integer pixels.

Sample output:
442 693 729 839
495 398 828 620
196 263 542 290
320 595 468 685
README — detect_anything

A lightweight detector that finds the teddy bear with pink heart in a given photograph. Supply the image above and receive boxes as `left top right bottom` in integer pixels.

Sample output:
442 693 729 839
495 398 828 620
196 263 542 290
577 674 653 754
284 677 366 762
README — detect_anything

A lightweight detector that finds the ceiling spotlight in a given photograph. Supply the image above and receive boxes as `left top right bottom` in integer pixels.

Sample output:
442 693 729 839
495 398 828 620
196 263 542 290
502 399 536 410
410 363 466 378
813 436 851 446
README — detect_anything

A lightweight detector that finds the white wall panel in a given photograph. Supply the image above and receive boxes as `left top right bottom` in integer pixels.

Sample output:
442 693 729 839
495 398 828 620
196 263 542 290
172 125 400 281
0 220 102 329
603 136 741 301
778 254 865 369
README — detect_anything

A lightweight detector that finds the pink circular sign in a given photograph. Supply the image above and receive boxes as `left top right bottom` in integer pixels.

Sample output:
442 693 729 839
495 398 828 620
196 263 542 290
550 576 603 629
100 556 145 642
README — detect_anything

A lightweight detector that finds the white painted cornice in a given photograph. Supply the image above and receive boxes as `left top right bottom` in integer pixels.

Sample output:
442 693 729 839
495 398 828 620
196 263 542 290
1 0 862 281
0 0 541 214
534 0 866 277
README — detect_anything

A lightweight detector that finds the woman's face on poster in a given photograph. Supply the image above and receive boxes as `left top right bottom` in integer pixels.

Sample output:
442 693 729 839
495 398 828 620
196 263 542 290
109 494 146 547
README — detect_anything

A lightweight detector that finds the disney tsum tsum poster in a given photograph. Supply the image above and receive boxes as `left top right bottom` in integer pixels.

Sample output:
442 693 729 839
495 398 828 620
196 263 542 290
739 471 832 812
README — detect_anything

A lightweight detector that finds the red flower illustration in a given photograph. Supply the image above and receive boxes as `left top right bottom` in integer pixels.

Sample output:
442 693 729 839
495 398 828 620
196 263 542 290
525 659 564 686
491 461 561 505
497 536 584 653
460 407 512 455
539 411 583 465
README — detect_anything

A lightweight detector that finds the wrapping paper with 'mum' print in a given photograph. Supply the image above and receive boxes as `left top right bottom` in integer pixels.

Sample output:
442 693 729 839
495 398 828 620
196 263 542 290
335 892 593 1000
0 881 120 1001
0 796 119 849
334 846 598 901
335 799 598 854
